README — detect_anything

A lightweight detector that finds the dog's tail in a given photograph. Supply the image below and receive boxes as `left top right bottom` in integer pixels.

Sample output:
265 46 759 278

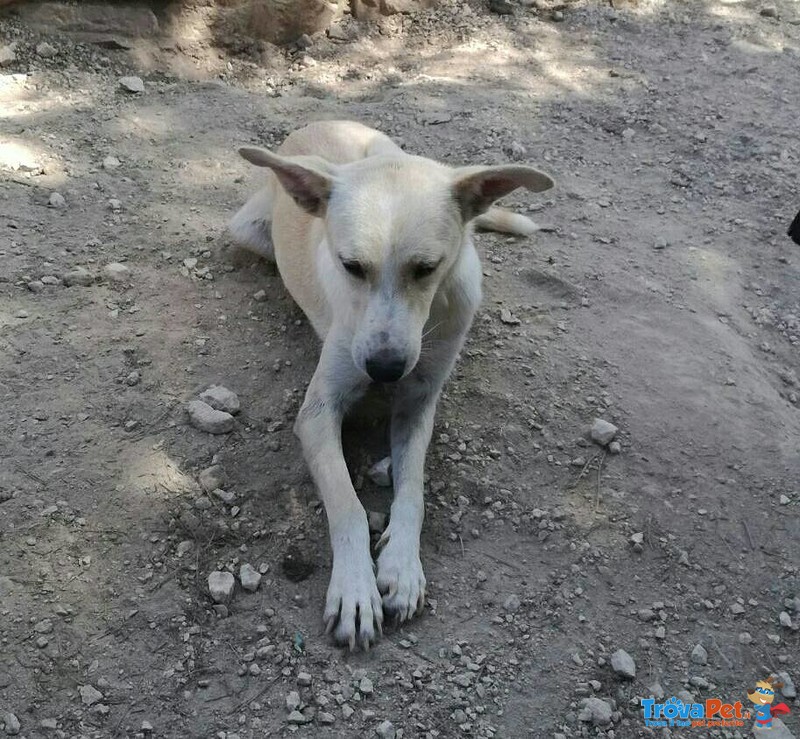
229 182 276 261
473 206 539 236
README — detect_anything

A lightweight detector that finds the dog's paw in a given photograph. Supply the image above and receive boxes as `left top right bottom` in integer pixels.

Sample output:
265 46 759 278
376 533 426 623
323 556 383 650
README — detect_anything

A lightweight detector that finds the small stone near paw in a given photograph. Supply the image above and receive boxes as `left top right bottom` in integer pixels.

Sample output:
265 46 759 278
368 511 388 533
199 385 241 415
368 456 392 487
187 400 235 434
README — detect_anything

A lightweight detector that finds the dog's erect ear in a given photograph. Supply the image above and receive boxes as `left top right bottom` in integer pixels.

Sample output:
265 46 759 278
239 146 334 217
452 165 554 222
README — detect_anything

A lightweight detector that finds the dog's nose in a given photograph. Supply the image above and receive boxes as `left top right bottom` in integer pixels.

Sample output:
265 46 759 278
365 353 406 383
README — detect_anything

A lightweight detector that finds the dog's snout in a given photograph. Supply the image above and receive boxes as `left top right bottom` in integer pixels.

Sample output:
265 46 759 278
365 351 406 383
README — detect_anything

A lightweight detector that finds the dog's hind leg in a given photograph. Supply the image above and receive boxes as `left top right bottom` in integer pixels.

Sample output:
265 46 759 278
473 206 539 236
229 181 276 261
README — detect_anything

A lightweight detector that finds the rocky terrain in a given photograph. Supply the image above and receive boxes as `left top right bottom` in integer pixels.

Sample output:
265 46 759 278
1 0 799 737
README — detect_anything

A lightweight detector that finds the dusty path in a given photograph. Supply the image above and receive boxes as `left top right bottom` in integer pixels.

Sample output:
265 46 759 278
1 1 798 737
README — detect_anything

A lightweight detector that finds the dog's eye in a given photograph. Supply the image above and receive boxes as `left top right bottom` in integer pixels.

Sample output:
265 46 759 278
342 260 367 279
411 261 440 280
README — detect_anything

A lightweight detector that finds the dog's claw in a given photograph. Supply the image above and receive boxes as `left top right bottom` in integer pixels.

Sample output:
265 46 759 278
324 556 383 650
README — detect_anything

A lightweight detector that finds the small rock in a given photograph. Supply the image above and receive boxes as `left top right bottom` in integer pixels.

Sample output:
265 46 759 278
287 710 310 725
186 400 235 434
199 465 225 493
214 488 236 504
738 631 752 644
359 677 373 694
27 280 45 292
208 571 235 603
778 671 796 699
48 192 66 208
690 643 708 665
0 44 17 68
2 712 20 735
578 696 613 725
760 6 778 17
286 691 301 711
239 563 262 592
126 370 141 386
610 649 636 679
489 0 514 14
780 494 790 505
248 663 261 676
141 720 153 733
63 267 94 287
552 8 564 20
297 672 313 687
103 155 121 170
368 510 387 533
779 611 793 628
590 418 618 446
503 141 527 160
503 594 521 613
253 289 267 302
36 41 58 57
119 76 145 93
176 540 193 557
499 308 521 325
34 618 53 634
319 712 335 725
199 385 240 415
79 684 104 705
103 262 130 282
368 457 392 487
608 440 621 454
376 720 396 738
630 532 644 552
40 718 58 730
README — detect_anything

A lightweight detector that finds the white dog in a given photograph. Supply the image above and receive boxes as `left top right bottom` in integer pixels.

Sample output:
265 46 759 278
230 121 553 649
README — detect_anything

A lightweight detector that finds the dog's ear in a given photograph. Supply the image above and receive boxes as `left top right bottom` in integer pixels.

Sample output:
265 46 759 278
452 165 554 222
239 146 334 217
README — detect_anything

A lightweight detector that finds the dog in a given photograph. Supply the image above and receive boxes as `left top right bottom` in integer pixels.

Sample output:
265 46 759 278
230 120 554 648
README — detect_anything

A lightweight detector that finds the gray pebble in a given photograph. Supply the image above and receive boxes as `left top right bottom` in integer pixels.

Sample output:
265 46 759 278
503 594 521 613
376 720 396 738
79 684 104 705
690 643 708 665
590 418 618 446
0 44 17 68
186 400 235 434
2 712 20 735
239 563 262 592
368 457 392 487
199 385 240 415
119 76 145 93
103 262 130 282
208 571 235 603
199 465 225 492
578 696 613 725
36 41 57 57
610 648 636 679
48 192 66 208
63 267 94 287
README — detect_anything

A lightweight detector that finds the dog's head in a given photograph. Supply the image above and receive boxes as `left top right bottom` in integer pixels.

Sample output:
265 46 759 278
239 146 552 382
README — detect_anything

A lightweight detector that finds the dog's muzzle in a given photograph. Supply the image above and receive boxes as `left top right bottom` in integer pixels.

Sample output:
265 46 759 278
365 351 406 383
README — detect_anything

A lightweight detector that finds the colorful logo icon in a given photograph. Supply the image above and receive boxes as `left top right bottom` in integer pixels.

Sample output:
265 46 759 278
748 676 791 731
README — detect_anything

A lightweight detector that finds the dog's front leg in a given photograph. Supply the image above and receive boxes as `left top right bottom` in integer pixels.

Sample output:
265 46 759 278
294 338 382 649
377 333 466 623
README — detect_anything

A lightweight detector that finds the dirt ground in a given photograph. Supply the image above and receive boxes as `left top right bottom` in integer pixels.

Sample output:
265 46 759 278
1 0 799 737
